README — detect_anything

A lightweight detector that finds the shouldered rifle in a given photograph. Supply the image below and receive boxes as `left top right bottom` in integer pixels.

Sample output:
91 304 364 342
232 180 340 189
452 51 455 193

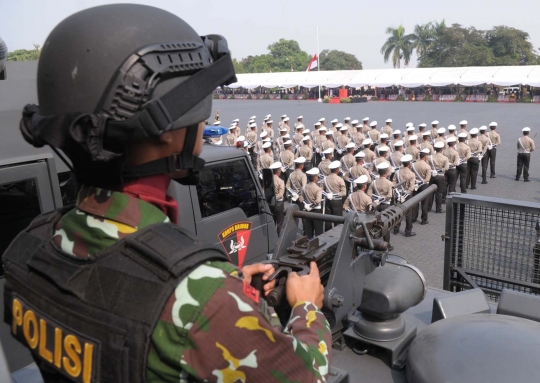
250 184 437 333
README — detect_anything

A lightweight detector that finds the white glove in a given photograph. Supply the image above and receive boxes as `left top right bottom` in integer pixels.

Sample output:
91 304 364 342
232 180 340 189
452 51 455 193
291 192 299 202
326 193 334 201
337 149 342 154
488 145 493 150
303 202 312 211
316 148 320 153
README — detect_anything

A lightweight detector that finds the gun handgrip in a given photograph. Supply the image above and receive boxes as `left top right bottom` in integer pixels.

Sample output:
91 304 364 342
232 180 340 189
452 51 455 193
250 274 265 297
267 284 286 307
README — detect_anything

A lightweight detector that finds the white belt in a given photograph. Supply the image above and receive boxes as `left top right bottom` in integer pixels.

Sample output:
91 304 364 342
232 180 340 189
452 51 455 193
381 201 391 205
313 206 322 209
520 150 530 154
277 198 284 202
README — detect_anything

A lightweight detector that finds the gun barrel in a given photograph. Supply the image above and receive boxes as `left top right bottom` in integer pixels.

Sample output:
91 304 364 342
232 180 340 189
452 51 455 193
400 184 437 212
293 210 346 224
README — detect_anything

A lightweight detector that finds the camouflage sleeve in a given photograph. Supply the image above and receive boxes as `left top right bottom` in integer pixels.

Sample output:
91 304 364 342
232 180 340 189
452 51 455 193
147 261 331 383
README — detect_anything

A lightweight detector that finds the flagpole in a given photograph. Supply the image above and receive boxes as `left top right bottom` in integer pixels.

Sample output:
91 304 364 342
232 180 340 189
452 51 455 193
317 26 322 102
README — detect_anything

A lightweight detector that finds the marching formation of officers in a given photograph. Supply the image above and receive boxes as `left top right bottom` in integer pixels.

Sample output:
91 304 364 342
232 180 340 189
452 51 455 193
211 114 535 246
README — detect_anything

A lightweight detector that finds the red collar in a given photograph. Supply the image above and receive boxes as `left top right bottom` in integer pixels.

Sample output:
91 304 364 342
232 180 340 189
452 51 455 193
119 175 178 224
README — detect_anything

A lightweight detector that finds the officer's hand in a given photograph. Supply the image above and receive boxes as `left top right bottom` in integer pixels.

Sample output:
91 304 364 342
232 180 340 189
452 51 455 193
286 262 324 309
242 264 276 296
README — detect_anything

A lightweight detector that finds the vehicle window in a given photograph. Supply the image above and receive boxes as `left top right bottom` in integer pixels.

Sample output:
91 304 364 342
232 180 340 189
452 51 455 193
0 180 41 277
197 159 258 218
58 171 78 206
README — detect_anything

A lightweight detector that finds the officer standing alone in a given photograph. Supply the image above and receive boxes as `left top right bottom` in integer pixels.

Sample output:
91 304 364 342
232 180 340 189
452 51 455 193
516 127 535 182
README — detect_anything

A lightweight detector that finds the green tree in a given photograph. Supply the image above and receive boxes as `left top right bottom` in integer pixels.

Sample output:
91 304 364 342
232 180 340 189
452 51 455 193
486 26 539 65
232 58 245 74
411 22 434 59
267 38 310 72
380 25 414 68
319 49 362 70
7 44 41 61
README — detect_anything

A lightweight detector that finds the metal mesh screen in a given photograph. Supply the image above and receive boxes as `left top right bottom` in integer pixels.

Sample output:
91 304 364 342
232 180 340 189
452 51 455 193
448 202 540 301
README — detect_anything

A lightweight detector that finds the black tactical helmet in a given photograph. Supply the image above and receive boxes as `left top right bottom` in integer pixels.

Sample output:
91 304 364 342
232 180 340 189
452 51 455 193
20 4 236 187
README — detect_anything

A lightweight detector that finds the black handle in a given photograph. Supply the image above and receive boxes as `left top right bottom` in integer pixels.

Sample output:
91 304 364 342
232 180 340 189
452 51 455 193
250 273 265 297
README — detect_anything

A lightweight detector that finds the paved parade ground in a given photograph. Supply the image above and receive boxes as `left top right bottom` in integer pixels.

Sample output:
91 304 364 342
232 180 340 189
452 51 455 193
212 100 539 289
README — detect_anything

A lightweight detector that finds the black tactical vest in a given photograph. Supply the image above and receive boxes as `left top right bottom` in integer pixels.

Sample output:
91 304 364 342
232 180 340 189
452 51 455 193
3 208 228 383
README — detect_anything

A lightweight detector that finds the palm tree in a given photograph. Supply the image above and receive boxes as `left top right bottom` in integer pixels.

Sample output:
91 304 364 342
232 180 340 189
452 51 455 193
380 25 415 68
412 22 434 59
432 20 447 41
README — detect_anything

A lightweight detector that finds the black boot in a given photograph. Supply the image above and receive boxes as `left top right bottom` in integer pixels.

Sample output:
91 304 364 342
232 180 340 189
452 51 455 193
481 180 488 184
405 231 417 237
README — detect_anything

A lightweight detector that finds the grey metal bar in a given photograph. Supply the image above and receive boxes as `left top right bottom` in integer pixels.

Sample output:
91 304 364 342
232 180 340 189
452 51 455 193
293 210 346 224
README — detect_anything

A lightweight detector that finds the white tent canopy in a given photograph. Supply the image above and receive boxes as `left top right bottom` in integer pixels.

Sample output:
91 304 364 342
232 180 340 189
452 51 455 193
228 66 540 89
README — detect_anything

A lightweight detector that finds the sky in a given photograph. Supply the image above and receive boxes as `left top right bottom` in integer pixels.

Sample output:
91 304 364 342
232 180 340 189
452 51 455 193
3 0 540 70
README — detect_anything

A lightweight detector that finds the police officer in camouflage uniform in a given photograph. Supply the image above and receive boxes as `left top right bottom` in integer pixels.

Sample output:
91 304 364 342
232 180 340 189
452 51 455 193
4 5 330 383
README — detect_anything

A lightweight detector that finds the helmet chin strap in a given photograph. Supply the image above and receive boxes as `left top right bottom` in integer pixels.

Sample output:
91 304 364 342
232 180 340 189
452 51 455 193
121 123 205 185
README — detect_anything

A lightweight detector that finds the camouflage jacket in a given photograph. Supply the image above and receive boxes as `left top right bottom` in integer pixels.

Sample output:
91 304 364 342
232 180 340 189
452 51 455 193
54 182 331 382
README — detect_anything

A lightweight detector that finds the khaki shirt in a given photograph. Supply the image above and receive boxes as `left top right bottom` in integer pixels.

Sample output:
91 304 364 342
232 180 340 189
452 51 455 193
367 177 393 201
434 136 447 149
287 170 307 195
468 138 483 155
412 160 431 183
344 190 372 212
348 125 357 136
314 134 327 151
336 135 351 150
363 148 377 164
456 142 471 162
283 124 291 135
517 135 535 153
323 173 347 196
406 145 420 161
362 123 370 134
226 133 237 146
381 125 393 136
390 138 402 152
276 136 286 152
246 131 257 145
265 126 274 139
390 151 403 168
429 153 449 173
368 129 380 142
371 157 391 174
341 153 356 171
293 133 304 146
353 131 365 146
478 134 490 149
319 159 332 176
488 130 501 146
274 174 285 200
404 134 415 148
394 167 416 195
459 129 471 140
279 150 295 168
303 182 322 208
347 164 372 182
420 140 435 153
430 127 439 139
443 147 460 167
296 144 313 161
260 153 274 169
322 140 336 151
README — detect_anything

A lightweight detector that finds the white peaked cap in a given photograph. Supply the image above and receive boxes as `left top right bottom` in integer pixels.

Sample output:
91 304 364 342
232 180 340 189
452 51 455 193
283 117 290 121
284 140 292 145
370 121 378 127
353 175 369 184
319 126 327 131
406 122 414 127
376 162 390 170
329 160 341 170
250 115 256 119
262 142 272 148
265 114 271 118
437 128 446 134
386 118 393 123
298 115 303 119
409 135 418 141
303 128 311 134
351 119 359 125
419 123 427 127
269 162 282 169
233 118 240 122
380 133 389 139
522 127 531 132
228 125 236 130
331 119 339 123
458 132 468 138
294 156 306 163
344 117 351 121
362 138 373 145
423 131 431 136
302 136 311 141
363 117 369 121
264 117 269 121
243 141 249 147
479 126 488 131
446 137 457 143
421 148 431 154
250 122 257 128
448 124 456 130
260 131 268 138
460 120 468 125
215 140 222 145
283 134 290 138
336 123 343 128
296 124 304 129
355 151 366 158
319 117 326 122
267 120 273 124
281 114 287 118
407 126 415 132
432 120 439 125
401 154 413 162
394 140 404 147
345 142 356 149
263 138 271 142
238 135 246 141
314 122 321 126
434 141 445 149
325 131 334 136
214 120 221 125
306 168 320 175
489 122 498 127
279 127 287 132
248 119 254 123
322 148 334 154
378 145 389 152
469 128 479 135
340 125 348 131
393 130 402 135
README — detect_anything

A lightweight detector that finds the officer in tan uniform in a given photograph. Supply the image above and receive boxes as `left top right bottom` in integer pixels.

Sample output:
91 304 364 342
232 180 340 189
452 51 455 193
262 116 269 130
390 130 402 152
390 140 404 171
382 118 393 136
279 114 287 128
352 121 365 149
487 122 501 178
343 175 372 213
377 134 390 156
459 120 471 140
443 137 460 196
516 127 535 182
282 117 291 135
312 121 321 140
428 141 449 213
279 140 295 181
226 125 237 146
456 132 471 193
313 126 327 166
293 125 305 152
418 123 427 136
260 142 274 169
318 117 326 129
371 145 392 174
297 136 314 172
362 117 370 134
322 131 336 152
295 116 304 128
430 120 439 140
367 162 394 249
362 138 377 165
336 125 351 160
303 168 324 238
347 151 372 183
276 128 288 154
330 119 339 133
286 157 307 214
411 149 432 225
264 120 274 139
270 161 286 236
406 135 420 161
403 126 415 148
344 117 353 134
434 128 447 149
341 143 357 193
467 127 483 190
319 148 334 177
245 117 255 136
393 154 417 236
478 126 490 184
420 131 435 153
322 161 347 231
447 125 457 140
368 121 381 143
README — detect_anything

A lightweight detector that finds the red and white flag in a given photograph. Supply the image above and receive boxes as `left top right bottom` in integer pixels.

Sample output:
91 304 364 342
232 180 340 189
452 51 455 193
306 54 318 72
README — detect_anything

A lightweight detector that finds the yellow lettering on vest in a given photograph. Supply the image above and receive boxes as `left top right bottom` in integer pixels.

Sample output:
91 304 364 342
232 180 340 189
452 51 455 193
82 343 94 383
12 298 23 336
23 310 38 349
63 335 82 378
54 327 62 368
38 319 53 363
